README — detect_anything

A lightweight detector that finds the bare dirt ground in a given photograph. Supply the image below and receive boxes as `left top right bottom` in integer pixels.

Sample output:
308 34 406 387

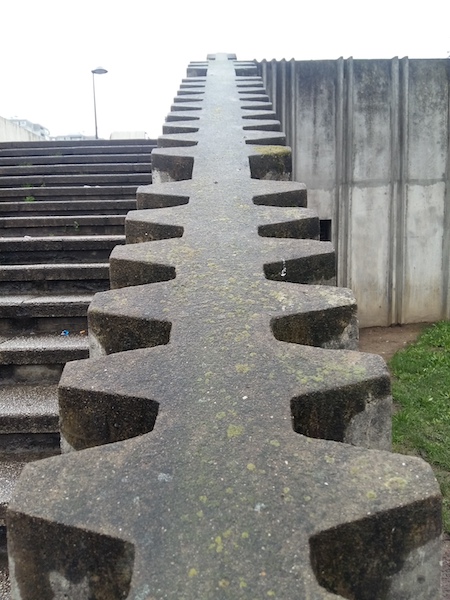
358 322 429 362
360 323 449 599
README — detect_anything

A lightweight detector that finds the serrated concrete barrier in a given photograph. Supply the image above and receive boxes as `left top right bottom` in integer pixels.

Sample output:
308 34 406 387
7 54 441 600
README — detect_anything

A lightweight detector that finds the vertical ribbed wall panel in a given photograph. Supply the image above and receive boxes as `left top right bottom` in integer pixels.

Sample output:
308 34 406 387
258 57 450 326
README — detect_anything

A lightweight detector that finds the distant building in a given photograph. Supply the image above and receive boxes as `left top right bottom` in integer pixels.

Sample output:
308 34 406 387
110 131 149 140
9 118 50 140
52 134 95 141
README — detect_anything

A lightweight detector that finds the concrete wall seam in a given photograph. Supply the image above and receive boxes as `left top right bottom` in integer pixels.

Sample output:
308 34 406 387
257 57 450 326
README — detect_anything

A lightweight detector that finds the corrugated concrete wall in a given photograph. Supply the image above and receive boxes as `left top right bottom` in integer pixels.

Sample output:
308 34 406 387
0 116 42 141
257 58 450 326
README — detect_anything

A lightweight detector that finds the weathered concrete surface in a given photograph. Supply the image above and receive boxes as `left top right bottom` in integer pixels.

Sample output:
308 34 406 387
0 118 41 143
7 54 441 599
88 282 358 356
258 58 450 327
8 424 441 599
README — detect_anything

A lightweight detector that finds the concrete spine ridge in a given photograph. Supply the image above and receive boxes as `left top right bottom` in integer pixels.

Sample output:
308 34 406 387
7 54 441 599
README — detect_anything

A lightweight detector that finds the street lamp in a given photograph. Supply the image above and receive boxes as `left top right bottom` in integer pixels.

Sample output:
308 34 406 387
91 67 108 139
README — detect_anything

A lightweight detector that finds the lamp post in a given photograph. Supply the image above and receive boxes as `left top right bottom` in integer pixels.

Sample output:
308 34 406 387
91 67 108 139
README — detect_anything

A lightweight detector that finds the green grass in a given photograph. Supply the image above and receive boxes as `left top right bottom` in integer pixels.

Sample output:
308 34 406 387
390 321 450 531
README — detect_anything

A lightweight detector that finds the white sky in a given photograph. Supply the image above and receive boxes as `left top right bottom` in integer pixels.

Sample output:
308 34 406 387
1 0 449 139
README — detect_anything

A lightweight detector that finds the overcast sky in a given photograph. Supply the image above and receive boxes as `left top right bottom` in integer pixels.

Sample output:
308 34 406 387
1 0 449 139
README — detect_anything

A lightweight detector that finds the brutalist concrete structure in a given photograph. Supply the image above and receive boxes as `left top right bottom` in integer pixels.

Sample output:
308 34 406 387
7 54 441 599
257 58 450 328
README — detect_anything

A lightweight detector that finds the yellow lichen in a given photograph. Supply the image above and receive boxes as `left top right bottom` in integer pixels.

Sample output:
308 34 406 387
227 424 244 439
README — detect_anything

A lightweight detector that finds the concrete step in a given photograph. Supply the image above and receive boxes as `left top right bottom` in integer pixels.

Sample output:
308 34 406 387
0 459 24 525
0 136 155 555
0 138 156 145
0 383 61 530
0 263 109 294
0 173 151 188
0 333 89 364
0 163 151 177
0 214 125 236
0 199 135 216
0 445 61 526
0 384 62 531
0 294 92 335
0 235 124 264
0 153 152 167
0 333 89 384
0 185 138 202
0 384 58 435
0 144 156 159
0 139 156 153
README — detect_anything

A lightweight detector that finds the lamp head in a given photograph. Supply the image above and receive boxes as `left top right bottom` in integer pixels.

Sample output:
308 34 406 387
91 67 108 75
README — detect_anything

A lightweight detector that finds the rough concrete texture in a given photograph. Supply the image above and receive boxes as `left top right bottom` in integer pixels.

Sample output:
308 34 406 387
0 385 58 434
258 58 450 327
7 54 441 599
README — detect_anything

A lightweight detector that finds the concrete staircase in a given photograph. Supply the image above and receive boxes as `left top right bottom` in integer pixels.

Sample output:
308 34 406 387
0 139 155 527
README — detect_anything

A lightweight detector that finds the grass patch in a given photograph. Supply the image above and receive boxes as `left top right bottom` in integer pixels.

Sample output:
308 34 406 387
390 320 450 531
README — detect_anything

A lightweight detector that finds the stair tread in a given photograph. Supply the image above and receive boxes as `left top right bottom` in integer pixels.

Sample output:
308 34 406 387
0 460 28 515
0 333 89 351
0 450 61 518
0 153 152 164
0 294 93 306
0 174 150 187
0 384 58 418
0 262 105 273
0 200 135 216
0 295 92 318
0 264 109 283
0 334 89 366
0 184 138 196
0 262 107 270
0 234 124 244
0 237 122 264
0 215 125 225
0 163 151 175
0 141 156 154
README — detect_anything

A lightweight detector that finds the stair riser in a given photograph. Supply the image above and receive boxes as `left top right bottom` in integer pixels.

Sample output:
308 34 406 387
0 224 124 237
0 348 88 367
0 144 155 157
0 249 116 264
0 174 150 188
0 442 60 525
0 164 151 177
0 346 89 382
0 420 59 439
0 155 152 166
0 316 88 336
0 364 64 385
0 202 135 216
0 188 138 200
0 434 60 454
0 280 109 294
